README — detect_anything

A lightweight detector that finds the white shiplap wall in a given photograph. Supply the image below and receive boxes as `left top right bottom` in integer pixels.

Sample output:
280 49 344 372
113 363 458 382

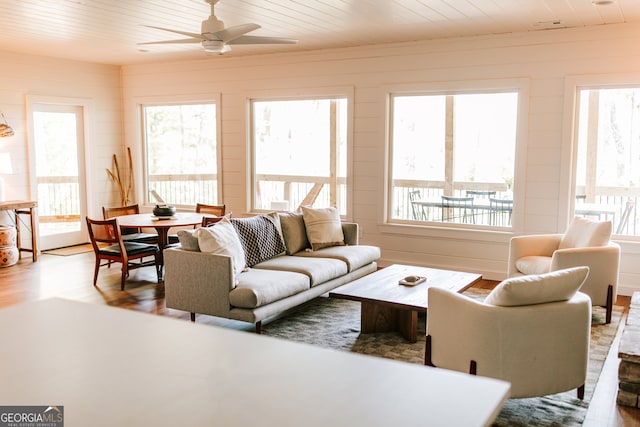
0 51 123 222
121 22 640 294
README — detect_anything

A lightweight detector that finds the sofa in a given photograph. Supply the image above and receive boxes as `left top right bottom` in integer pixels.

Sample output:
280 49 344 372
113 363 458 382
164 208 381 331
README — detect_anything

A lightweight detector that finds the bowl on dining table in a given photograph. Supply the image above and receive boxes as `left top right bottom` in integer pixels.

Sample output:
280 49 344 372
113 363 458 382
153 205 176 217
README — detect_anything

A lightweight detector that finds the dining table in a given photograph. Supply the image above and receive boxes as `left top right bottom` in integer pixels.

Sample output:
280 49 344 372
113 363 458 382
116 212 211 275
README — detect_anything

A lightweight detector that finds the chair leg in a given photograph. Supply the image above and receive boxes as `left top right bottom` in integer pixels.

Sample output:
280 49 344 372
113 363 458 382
190 312 195 322
577 384 585 400
155 253 161 283
120 264 127 291
469 360 477 375
425 335 435 366
255 321 262 334
605 284 613 324
93 258 101 286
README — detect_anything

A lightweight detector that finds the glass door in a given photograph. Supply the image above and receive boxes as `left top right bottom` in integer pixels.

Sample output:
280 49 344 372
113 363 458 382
29 102 88 250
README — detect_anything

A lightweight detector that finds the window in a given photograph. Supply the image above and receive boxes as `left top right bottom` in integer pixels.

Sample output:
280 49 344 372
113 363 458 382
250 97 348 214
142 102 219 207
388 91 518 227
574 87 640 236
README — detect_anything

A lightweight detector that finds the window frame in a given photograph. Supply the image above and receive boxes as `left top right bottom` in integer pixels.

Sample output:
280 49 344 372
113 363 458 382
563 73 640 240
383 78 529 233
136 94 222 209
246 87 355 218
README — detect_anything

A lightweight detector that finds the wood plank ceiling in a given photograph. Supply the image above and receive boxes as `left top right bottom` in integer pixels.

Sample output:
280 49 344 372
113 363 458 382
0 0 638 65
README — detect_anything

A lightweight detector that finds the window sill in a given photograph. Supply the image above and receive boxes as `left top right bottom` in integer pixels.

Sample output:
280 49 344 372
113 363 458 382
379 222 514 244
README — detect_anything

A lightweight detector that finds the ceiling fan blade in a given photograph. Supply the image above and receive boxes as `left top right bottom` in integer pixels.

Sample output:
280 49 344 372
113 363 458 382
138 38 201 45
213 23 261 43
143 25 205 40
227 35 298 45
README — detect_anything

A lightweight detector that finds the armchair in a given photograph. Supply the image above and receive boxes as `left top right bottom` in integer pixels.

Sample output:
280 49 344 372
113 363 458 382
425 267 592 399
508 216 620 323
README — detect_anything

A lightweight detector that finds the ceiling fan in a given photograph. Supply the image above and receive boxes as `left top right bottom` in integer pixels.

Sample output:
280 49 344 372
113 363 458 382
139 0 297 54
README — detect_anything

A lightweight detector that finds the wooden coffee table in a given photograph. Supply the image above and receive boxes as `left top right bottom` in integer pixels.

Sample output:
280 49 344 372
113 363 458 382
329 264 481 343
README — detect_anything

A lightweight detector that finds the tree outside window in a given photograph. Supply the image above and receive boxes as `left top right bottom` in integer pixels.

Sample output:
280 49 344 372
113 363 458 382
251 98 348 214
142 103 219 207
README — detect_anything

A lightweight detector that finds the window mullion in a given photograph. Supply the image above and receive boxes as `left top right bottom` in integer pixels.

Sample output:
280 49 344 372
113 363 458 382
329 100 337 207
444 95 455 196
586 91 599 203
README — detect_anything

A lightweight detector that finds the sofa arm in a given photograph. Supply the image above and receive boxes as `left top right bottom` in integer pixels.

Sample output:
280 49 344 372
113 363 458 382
551 242 620 305
164 247 234 318
342 222 359 245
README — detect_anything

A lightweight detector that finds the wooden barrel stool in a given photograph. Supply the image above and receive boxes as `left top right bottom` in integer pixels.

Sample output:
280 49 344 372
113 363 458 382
0 225 19 267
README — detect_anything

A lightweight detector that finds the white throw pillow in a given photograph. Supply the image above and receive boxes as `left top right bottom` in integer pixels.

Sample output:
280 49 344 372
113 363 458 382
559 216 612 249
484 266 589 307
197 218 246 277
515 255 551 275
301 206 345 251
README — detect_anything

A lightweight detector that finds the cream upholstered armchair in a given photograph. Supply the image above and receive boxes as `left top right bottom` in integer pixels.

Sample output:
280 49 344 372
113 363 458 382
425 267 592 399
508 216 620 323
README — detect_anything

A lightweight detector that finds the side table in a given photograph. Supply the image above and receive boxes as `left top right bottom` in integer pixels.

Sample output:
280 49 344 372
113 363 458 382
0 200 38 262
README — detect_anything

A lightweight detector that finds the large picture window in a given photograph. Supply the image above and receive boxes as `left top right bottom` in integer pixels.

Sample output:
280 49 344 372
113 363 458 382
388 90 518 228
574 87 640 237
251 97 348 214
142 102 219 207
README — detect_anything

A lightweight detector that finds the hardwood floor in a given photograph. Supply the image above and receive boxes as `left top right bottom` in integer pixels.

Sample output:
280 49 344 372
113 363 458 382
2 251 640 425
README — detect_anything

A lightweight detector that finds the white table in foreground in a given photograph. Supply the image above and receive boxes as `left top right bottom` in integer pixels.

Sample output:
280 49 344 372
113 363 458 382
0 299 510 427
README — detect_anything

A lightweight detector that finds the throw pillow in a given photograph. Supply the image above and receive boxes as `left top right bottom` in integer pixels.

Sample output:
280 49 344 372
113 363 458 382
559 216 612 249
197 218 246 276
278 211 310 254
230 213 286 267
301 206 345 251
515 255 551 275
177 229 200 252
484 266 589 307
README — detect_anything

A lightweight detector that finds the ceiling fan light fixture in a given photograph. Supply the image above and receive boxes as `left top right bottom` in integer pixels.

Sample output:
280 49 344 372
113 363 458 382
202 40 225 53
592 0 616 5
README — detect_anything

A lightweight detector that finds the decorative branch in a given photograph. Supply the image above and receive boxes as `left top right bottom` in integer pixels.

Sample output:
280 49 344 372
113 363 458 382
106 147 133 206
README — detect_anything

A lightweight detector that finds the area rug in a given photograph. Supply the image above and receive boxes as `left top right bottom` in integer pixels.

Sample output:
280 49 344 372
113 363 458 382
262 288 623 427
43 243 93 256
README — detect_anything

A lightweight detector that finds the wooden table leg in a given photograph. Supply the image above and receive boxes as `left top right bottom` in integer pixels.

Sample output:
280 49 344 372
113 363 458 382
397 310 418 343
360 302 419 343
29 207 37 261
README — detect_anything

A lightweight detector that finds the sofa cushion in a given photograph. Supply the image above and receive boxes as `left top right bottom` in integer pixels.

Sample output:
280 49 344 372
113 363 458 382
197 218 246 278
230 213 286 267
559 216 612 249
253 255 348 287
301 206 345 251
278 212 310 255
515 255 551 275
484 266 589 307
229 268 310 309
177 229 200 252
293 245 380 272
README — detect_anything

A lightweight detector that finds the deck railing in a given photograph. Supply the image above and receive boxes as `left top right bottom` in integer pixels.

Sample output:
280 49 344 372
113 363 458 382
147 174 218 207
393 180 640 236
35 176 640 237
254 174 347 214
